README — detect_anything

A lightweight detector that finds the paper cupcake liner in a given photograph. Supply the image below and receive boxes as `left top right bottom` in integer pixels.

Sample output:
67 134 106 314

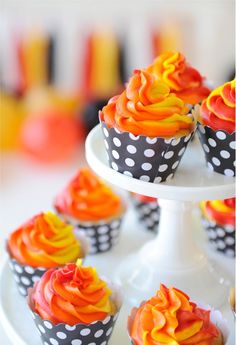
197 124 235 177
7 232 90 296
202 218 235 258
128 300 229 345
28 280 122 345
77 216 123 255
31 311 118 345
8 257 46 297
131 198 160 233
101 121 194 183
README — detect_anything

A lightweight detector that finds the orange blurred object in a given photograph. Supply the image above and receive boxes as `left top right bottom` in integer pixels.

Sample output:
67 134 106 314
82 30 121 100
20 109 84 164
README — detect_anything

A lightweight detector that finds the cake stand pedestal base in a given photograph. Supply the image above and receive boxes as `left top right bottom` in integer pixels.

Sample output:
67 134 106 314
115 199 232 307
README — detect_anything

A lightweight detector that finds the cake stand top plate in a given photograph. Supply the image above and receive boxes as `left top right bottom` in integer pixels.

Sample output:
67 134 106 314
85 125 235 201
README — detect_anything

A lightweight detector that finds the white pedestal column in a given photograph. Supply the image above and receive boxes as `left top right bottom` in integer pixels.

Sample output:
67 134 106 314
115 199 232 307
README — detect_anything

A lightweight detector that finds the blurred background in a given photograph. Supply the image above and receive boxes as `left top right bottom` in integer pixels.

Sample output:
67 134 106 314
0 1 234 343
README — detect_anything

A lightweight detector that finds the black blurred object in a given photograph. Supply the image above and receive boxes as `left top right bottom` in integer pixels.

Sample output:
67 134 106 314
227 68 235 82
118 40 127 84
83 99 108 134
47 35 55 84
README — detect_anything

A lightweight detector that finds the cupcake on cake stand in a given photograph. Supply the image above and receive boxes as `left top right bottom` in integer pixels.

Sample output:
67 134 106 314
85 124 234 308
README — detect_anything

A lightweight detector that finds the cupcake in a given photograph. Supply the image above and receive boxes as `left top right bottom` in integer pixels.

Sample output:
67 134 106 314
28 260 122 345
128 284 228 345
130 193 159 232
201 197 235 257
7 212 88 296
146 51 211 107
99 69 195 183
54 167 125 254
197 79 235 176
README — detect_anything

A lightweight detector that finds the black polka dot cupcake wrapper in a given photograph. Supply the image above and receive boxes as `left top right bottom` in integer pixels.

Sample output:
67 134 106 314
8 257 46 297
101 122 194 183
197 124 235 177
30 310 119 345
202 218 235 257
77 217 123 255
132 199 160 233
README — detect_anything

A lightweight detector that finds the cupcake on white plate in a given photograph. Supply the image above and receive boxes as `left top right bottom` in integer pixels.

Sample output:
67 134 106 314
128 284 229 345
54 167 126 254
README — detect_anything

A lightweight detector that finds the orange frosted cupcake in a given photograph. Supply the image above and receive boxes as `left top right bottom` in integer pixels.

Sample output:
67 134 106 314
130 193 159 233
54 167 126 254
100 69 195 183
28 260 122 345
146 51 211 106
201 198 235 257
7 212 88 296
128 284 228 345
197 79 235 176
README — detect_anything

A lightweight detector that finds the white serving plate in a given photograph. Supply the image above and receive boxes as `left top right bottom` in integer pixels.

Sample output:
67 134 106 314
0 209 234 345
86 125 235 201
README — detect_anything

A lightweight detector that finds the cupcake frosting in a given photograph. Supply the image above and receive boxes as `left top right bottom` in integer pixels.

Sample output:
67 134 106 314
100 69 194 138
8 212 82 268
146 51 210 105
128 284 220 345
199 79 235 134
201 198 235 227
32 260 116 325
55 167 122 221
133 193 157 203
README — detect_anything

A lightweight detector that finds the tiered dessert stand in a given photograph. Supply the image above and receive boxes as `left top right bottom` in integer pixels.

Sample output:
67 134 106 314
86 124 235 308
0 123 234 345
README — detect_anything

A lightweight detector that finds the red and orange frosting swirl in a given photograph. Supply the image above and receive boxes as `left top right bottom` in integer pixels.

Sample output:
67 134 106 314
201 198 235 227
55 168 122 222
128 284 221 345
8 212 82 268
199 79 235 134
100 69 194 138
146 51 210 105
132 193 157 203
31 260 116 325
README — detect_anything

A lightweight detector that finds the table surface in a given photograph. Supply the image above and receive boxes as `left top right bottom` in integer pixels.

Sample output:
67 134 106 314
0 153 235 345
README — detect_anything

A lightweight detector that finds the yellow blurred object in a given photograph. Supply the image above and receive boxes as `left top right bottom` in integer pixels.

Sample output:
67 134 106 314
152 19 182 57
90 30 120 99
21 31 48 90
229 287 236 316
24 87 81 116
0 93 26 150
159 20 182 53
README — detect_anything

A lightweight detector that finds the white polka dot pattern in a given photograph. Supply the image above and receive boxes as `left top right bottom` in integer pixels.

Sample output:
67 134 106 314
202 218 235 257
101 122 193 182
9 258 46 296
132 198 160 233
77 217 123 254
197 124 235 177
31 310 118 345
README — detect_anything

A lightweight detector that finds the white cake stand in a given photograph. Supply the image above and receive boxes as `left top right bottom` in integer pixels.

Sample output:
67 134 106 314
85 125 235 308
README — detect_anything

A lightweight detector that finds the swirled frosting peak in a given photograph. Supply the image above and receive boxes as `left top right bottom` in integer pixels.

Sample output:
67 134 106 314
128 284 221 345
201 198 235 227
55 167 122 221
146 51 210 105
199 79 235 134
8 212 82 268
100 69 194 137
32 260 116 325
